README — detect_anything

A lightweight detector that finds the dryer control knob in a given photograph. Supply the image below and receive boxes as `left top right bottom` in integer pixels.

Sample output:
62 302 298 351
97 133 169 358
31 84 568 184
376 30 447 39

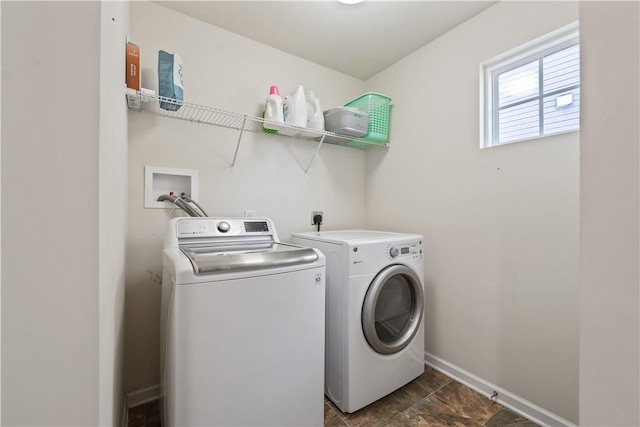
389 247 399 258
217 221 231 233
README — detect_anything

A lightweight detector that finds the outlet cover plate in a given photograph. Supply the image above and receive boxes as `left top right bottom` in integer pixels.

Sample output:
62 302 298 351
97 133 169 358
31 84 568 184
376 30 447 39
311 211 323 225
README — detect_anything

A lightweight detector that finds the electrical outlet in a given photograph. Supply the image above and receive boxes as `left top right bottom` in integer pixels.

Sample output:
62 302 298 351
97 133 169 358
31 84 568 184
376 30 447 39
311 211 323 225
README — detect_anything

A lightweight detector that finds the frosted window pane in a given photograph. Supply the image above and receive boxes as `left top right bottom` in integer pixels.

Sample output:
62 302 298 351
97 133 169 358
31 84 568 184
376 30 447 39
498 100 540 144
498 61 539 107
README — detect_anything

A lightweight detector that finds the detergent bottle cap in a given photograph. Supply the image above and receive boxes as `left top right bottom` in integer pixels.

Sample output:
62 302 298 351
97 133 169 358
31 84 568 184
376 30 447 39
269 86 280 95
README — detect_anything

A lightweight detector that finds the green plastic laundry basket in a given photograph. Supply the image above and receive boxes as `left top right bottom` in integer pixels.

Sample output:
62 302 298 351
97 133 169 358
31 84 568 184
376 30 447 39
344 92 391 148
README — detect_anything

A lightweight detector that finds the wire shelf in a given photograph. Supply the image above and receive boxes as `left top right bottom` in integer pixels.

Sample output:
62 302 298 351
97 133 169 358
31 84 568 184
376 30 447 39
126 89 388 173
126 89 389 147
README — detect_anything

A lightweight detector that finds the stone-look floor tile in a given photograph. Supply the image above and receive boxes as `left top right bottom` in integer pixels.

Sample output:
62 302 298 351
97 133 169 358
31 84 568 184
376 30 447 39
412 365 453 394
434 382 502 424
382 412 427 426
145 400 162 427
485 408 541 427
402 395 483 426
325 397 348 417
340 397 402 427
128 405 146 427
382 379 432 413
325 402 349 427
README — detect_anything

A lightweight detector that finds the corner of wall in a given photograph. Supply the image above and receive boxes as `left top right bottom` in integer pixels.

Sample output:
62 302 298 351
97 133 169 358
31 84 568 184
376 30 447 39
99 1 129 425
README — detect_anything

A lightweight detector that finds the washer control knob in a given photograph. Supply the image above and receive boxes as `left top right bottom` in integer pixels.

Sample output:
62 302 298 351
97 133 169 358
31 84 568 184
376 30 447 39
389 247 399 258
217 221 231 233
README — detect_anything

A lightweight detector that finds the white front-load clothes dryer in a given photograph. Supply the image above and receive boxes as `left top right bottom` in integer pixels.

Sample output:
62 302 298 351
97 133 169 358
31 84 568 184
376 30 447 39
291 230 424 413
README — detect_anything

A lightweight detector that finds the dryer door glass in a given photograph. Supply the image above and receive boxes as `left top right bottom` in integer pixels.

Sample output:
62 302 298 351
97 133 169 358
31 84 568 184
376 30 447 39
362 265 424 355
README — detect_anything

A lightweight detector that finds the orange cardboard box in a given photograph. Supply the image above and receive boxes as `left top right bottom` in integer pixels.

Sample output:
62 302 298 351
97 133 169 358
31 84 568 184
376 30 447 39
126 42 140 90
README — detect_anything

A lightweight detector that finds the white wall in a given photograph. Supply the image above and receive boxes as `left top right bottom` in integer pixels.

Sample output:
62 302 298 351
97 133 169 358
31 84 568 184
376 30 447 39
579 2 640 426
365 1 579 422
99 1 129 425
126 1 367 392
1 2 101 425
1 1 127 425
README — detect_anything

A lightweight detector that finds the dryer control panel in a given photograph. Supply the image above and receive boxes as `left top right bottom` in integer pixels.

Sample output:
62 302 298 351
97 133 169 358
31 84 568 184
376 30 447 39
387 241 421 260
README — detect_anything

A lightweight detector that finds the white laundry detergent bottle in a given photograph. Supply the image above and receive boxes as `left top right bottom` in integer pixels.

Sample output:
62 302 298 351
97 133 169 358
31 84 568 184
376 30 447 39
263 85 284 131
282 96 291 123
301 91 324 137
284 85 308 128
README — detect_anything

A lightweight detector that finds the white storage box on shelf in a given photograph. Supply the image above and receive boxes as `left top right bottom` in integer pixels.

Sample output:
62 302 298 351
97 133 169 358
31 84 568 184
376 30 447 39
322 107 369 145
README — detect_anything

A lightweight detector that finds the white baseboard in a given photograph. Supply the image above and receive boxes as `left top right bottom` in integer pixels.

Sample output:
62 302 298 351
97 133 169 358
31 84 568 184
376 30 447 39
424 352 576 427
125 384 162 409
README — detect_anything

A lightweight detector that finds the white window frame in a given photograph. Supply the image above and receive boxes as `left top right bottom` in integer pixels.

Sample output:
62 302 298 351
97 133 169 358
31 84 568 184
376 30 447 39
480 22 580 148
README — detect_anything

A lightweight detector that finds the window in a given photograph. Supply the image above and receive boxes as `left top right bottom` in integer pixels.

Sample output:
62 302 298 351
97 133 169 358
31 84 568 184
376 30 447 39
481 23 580 148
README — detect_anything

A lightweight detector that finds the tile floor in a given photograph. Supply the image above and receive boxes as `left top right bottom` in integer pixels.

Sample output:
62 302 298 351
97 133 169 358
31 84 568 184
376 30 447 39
128 398 161 427
128 365 540 427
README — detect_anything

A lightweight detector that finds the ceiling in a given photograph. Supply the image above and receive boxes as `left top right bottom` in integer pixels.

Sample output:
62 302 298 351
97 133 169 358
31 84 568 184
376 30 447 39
155 1 497 80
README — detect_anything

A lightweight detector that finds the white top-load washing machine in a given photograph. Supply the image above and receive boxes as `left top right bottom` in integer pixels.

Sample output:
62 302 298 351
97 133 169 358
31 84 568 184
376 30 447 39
291 230 424 413
161 217 326 427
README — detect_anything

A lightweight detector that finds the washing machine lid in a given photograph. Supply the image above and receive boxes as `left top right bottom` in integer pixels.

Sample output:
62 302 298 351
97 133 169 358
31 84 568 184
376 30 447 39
180 241 319 274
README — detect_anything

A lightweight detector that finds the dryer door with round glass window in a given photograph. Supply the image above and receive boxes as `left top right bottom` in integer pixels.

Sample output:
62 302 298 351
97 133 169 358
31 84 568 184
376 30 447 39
362 264 424 355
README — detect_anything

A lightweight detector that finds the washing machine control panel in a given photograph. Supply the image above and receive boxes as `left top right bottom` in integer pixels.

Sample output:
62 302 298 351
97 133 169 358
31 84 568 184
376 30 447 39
175 218 273 239
217 221 231 233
